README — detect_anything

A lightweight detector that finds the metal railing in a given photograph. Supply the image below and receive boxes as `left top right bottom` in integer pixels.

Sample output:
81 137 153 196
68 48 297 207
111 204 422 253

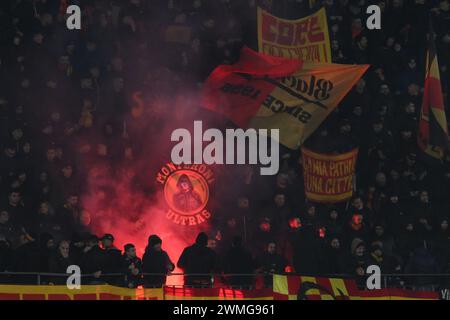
0 272 450 292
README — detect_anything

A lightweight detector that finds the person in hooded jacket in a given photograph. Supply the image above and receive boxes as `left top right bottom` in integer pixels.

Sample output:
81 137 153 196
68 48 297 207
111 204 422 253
142 234 174 287
257 241 287 288
177 232 217 286
79 234 104 285
223 236 256 288
324 237 347 276
101 233 123 285
346 238 370 289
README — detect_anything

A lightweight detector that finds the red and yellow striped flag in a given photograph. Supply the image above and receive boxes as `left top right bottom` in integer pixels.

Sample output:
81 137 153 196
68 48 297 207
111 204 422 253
273 275 440 300
417 22 449 160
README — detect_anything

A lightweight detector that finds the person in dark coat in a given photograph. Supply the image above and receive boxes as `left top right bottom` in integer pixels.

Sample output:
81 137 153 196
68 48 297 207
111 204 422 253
223 236 256 288
37 232 56 282
412 191 435 242
101 233 123 285
10 232 41 284
395 220 421 265
344 213 369 248
278 216 302 269
260 193 291 231
48 240 73 285
69 233 85 265
405 242 440 290
324 237 347 276
250 218 276 254
177 232 216 286
346 238 370 289
257 241 287 288
142 235 174 288
368 243 401 281
0 210 18 246
215 216 244 255
79 234 104 285
324 208 343 239
433 217 450 271
122 243 142 288
291 225 323 275
0 238 13 283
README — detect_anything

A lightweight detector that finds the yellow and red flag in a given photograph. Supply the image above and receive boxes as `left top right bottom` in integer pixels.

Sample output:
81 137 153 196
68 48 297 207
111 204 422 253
417 22 449 160
0 285 162 300
257 7 331 62
202 47 369 149
302 147 358 203
273 275 440 300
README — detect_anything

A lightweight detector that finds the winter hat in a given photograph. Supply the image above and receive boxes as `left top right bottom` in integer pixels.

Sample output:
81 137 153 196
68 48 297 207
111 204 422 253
351 238 365 255
371 243 383 253
148 235 162 247
195 232 208 247
101 233 114 242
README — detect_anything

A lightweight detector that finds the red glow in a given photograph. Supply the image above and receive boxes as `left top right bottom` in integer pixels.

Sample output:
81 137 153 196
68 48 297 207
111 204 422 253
78 90 218 286
82 164 209 286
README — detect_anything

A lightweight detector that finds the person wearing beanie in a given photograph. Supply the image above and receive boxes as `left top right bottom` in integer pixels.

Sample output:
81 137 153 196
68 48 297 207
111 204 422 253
142 234 174 288
347 238 369 289
78 234 104 285
177 232 217 286
351 238 365 256
148 234 162 247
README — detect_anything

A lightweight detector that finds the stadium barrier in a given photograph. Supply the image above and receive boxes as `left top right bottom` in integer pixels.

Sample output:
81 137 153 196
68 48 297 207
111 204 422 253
0 272 447 300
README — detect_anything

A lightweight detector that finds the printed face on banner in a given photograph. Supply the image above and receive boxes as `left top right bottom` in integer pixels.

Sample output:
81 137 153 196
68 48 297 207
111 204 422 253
156 163 214 226
164 170 209 215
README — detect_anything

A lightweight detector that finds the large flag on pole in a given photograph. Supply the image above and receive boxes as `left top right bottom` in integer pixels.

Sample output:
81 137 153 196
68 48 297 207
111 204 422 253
417 22 449 161
202 47 369 149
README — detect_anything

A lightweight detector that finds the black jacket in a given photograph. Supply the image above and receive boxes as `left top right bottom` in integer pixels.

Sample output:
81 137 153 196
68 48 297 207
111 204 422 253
177 243 216 285
122 255 142 288
79 245 104 284
224 245 256 287
48 252 74 285
142 248 173 287
291 226 323 275
102 246 123 285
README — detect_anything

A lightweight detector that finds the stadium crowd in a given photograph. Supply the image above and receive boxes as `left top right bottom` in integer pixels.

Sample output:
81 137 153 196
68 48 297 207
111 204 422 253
1 0 450 290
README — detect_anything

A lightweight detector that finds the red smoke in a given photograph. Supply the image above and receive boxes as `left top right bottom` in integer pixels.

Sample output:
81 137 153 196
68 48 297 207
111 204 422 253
78 82 218 285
